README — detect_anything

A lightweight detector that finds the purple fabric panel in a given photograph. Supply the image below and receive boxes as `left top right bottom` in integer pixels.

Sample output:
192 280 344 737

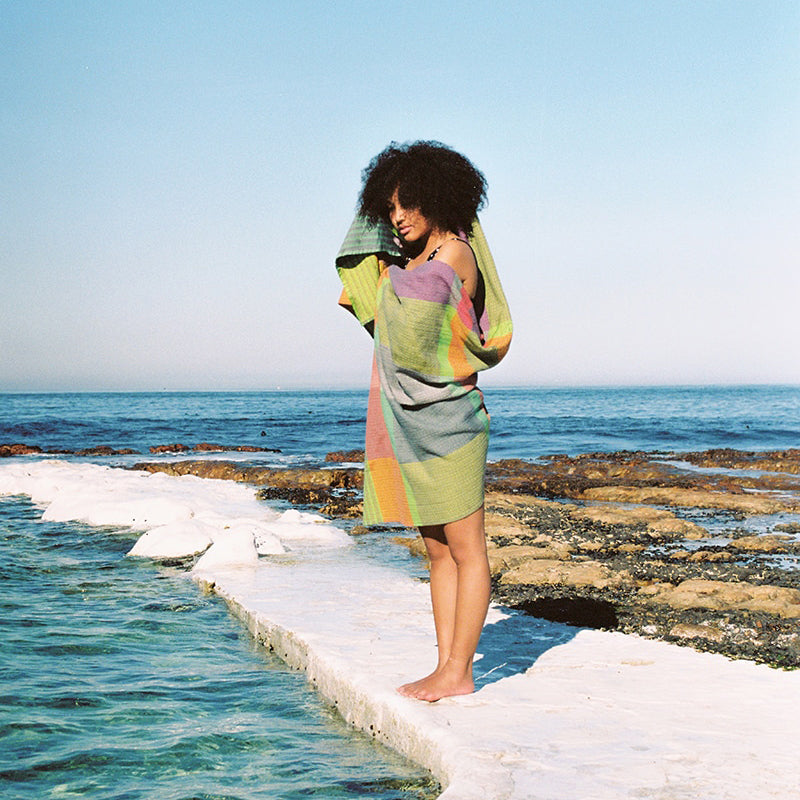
478 305 490 333
389 260 457 304
389 259 487 336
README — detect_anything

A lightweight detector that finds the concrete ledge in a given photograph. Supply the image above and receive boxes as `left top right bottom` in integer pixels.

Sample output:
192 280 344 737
196 551 800 800
200 565 513 799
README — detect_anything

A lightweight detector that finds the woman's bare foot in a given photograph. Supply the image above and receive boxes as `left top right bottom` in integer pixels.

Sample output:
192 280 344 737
397 669 439 697
397 659 474 702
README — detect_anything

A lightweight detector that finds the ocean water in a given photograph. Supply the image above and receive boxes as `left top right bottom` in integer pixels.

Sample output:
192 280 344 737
487 384 800 458
2 385 799 464
1 385 799 799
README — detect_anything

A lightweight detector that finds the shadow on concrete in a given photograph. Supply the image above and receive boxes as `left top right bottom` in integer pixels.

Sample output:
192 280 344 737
473 609 581 689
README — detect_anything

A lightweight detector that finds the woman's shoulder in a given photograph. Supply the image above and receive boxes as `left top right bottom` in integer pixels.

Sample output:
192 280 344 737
433 238 478 295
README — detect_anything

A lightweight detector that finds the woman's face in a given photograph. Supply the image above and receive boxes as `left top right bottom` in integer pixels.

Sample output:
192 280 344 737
387 189 434 244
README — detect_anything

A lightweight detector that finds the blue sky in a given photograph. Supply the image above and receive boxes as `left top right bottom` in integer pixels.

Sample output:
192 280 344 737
2 0 798 391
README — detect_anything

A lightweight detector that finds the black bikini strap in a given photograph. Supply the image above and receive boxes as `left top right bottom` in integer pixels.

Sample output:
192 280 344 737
426 236 467 261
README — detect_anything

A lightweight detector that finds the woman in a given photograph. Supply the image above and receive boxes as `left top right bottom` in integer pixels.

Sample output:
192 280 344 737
336 141 512 702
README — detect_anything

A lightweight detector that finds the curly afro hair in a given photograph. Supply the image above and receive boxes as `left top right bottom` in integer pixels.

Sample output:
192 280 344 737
358 140 487 235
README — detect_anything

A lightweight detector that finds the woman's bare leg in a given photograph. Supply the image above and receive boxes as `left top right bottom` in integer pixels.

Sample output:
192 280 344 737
398 506 490 701
397 525 456 694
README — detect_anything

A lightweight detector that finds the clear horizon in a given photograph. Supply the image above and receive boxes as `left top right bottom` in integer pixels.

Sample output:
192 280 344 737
2 1 798 392
2 381 800 396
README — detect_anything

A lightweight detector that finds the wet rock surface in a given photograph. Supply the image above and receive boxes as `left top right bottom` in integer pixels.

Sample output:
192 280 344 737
2 443 59 457
324 449 365 463
132 460 364 518
125 448 800 668
149 442 282 454
1 441 281 457
679 447 800 474
1 442 138 457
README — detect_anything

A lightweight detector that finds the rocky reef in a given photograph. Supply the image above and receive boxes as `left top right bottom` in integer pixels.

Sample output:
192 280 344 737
127 448 800 668
0 443 141 457
0 442 281 458
4 438 798 667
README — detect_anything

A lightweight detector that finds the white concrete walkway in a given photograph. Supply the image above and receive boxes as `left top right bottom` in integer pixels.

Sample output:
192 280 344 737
200 549 800 800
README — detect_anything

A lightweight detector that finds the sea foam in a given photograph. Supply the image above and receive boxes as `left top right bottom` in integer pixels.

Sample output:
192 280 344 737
0 460 349 565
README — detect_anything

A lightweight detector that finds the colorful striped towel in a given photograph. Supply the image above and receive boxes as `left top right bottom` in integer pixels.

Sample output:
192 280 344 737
336 216 512 527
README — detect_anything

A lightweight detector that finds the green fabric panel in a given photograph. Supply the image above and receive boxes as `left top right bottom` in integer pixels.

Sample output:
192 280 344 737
362 461 378 519
399 422 489 527
335 216 400 329
467 222 513 347
382 295 492 378
336 215 399 263
337 253 381 326
383 295 453 374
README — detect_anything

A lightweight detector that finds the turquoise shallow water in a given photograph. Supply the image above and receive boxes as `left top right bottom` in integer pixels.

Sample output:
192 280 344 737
0 496 437 800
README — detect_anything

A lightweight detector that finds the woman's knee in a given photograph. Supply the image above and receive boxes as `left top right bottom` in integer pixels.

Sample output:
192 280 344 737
421 530 453 565
443 512 485 561
448 541 488 570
